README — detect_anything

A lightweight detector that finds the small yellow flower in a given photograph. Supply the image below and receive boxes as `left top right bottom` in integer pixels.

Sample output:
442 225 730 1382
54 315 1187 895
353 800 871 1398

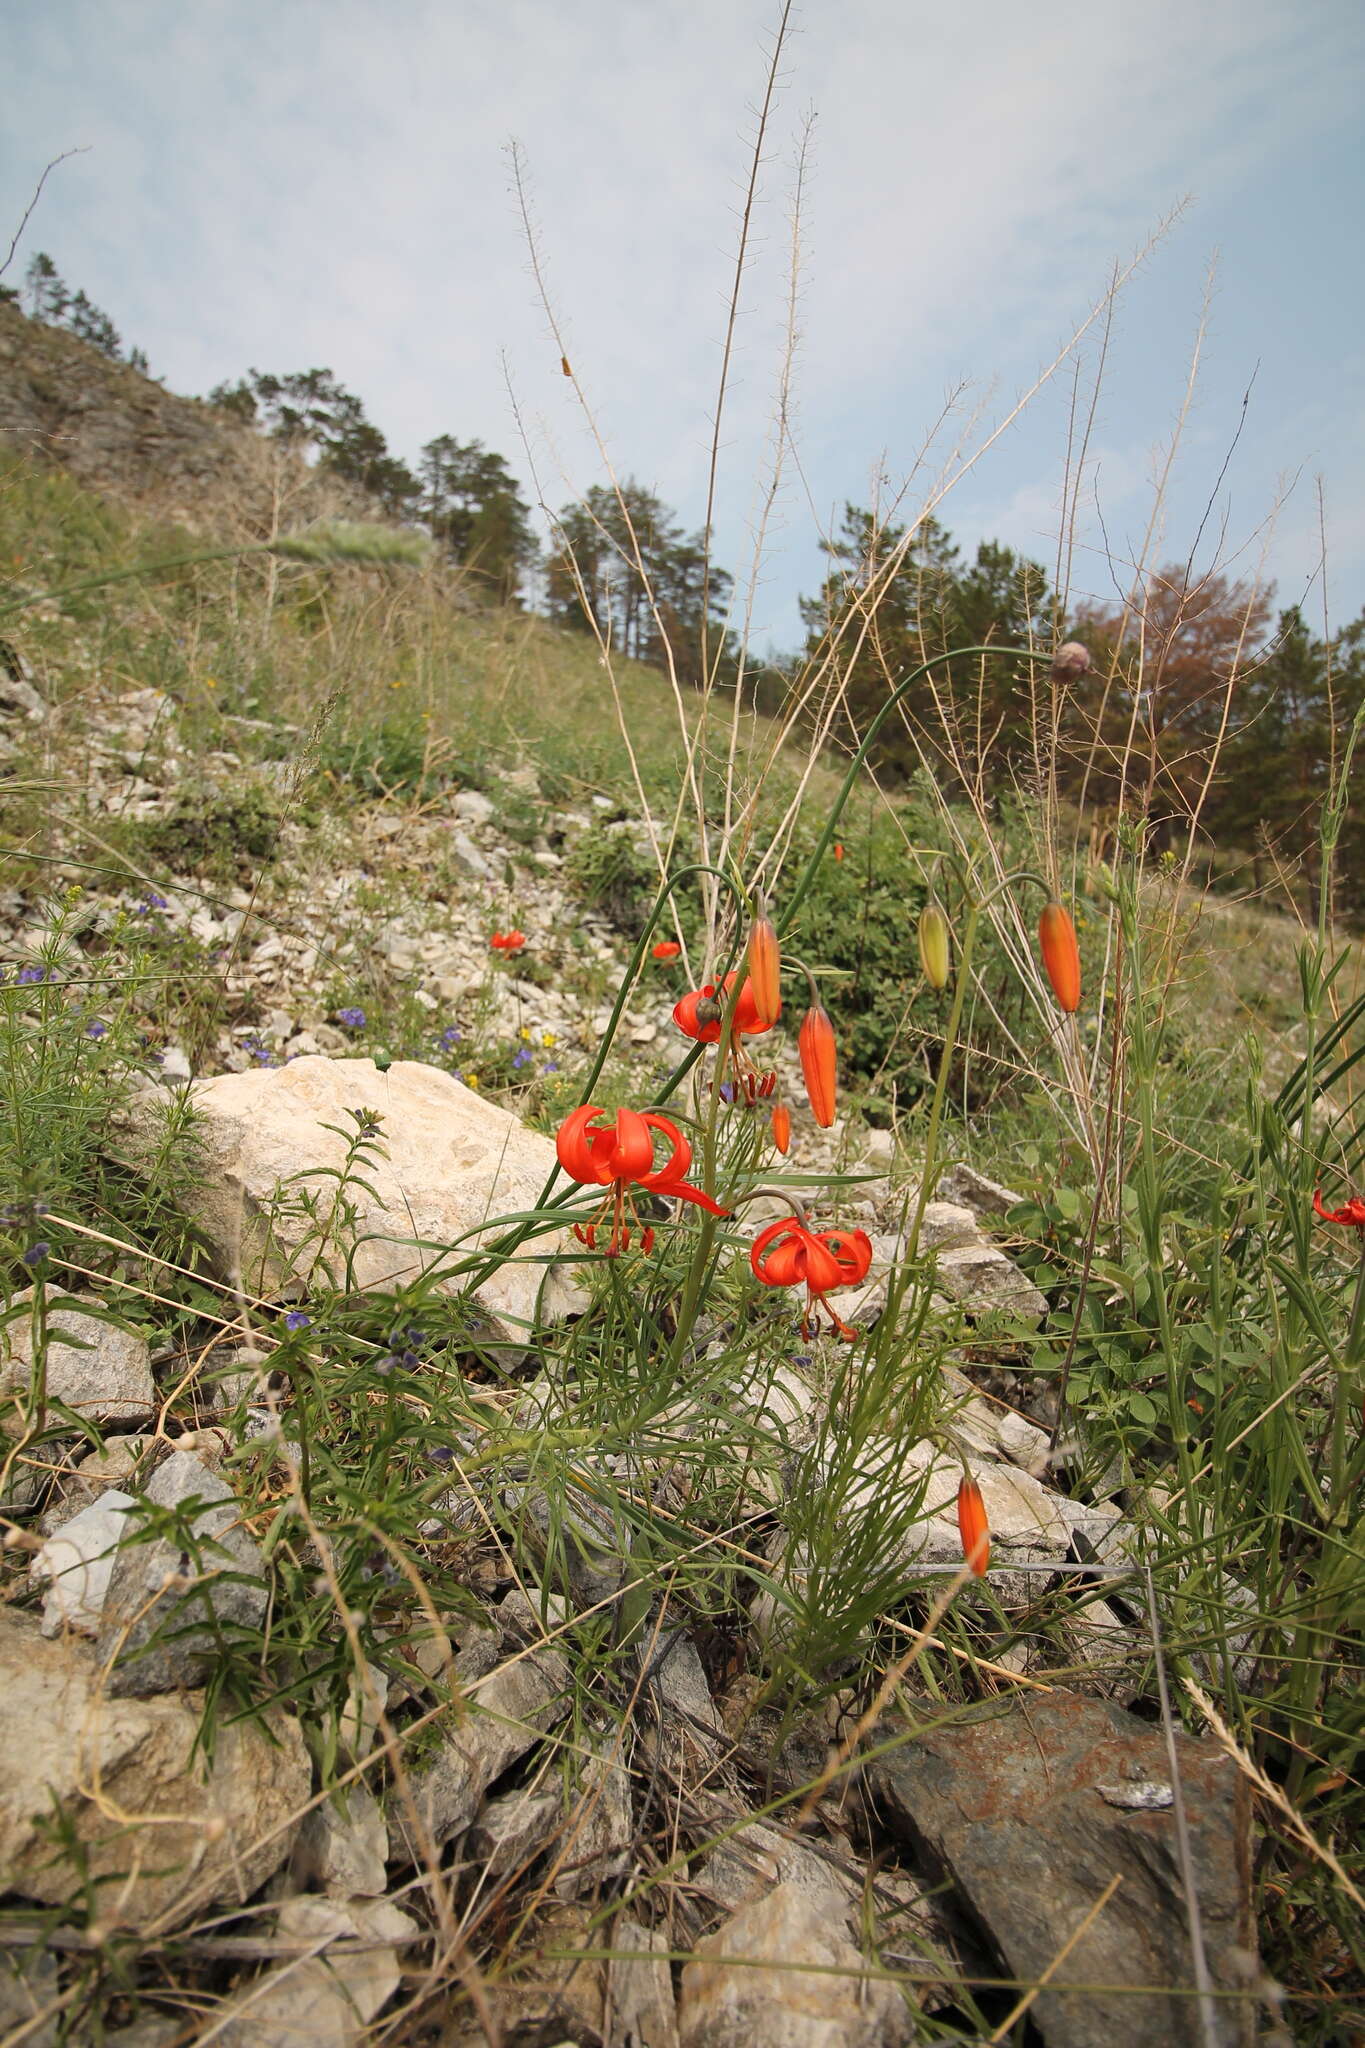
519 1027 532 1042
202 676 217 689
464 1072 480 1089
541 1031 557 1048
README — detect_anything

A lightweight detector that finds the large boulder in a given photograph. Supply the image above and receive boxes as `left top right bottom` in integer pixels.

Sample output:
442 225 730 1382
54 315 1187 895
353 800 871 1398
0 1607 309 1933
868 1691 1256 2048
146 1057 585 1345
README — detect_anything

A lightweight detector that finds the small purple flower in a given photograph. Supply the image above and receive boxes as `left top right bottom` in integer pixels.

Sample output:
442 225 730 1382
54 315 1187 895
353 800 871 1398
86 1020 108 1039
136 891 168 916
427 1445 454 1469
719 1080 736 1104
18 966 48 986
284 1310 311 1332
512 1047 532 1069
337 1006 366 1030
21 1242 50 1266
543 1061 559 1074
439 1025 462 1049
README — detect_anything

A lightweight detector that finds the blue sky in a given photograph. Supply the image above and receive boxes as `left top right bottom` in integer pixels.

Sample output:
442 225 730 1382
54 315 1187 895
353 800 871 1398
3 0 1363 655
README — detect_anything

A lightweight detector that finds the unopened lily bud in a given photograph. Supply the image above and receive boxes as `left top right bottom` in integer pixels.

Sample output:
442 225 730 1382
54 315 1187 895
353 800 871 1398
1039 900 1082 1013
956 1475 990 1576
917 902 952 990
770 1101 792 1154
798 1003 838 1128
747 908 782 1027
1051 641 1091 682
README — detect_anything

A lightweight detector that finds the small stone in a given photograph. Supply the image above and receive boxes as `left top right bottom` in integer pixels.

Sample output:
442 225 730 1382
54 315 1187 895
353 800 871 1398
291 1783 389 1895
96 1450 269 1697
212 1895 414 2047
449 831 492 879
452 788 495 827
31 1489 137 1635
608 1915 679 2048
1 1293 155 1432
396 1635 571 1856
469 1785 563 1878
679 1883 912 2048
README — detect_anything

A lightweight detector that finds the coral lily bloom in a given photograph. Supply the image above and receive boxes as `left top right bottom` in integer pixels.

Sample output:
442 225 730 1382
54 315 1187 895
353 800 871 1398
798 1003 838 1128
1313 1188 1365 1229
750 1216 872 1340
652 940 683 960
673 973 773 1044
491 929 526 952
556 1105 728 1255
956 1475 990 1576
675 972 777 1104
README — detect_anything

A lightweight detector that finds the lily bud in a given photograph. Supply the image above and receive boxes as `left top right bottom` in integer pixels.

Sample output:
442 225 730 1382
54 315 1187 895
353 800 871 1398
798 1003 838 1128
956 1475 990 1576
1051 641 1091 682
747 909 782 1027
1038 901 1082 1014
917 902 952 990
770 1101 792 1155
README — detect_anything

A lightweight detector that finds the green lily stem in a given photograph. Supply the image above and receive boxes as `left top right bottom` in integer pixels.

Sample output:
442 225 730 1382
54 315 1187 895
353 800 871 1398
0 543 278 622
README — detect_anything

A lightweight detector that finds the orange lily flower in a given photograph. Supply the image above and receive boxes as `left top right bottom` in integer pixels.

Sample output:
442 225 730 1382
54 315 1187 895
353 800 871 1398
556 1105 728 1256
750 1215 872 1339
652 940 683 960
1313 1188 1365 1228
491 929 526 952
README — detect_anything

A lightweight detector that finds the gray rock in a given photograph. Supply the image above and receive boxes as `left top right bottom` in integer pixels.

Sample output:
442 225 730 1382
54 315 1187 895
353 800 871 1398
0 1947 60 2048
608 1915 680 2048
452 787 495 827
290 1784 389 1896
556 1734 633 1900
916 1202 1047 1321
396 1635 570 1857
868 1690 1257 2048
0 1606 309 1932
693 1819 860 1928
678 1883 912 2048
935 1161 1024 1216
636 1628 726 1773
1 1292 155 1431
31 1488 138 1635
506 1479 629 1614
96 1450 268 1696
469 1785 564 1879
449 830 492 879
212 1894 414 2047
139 1056 585 1349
